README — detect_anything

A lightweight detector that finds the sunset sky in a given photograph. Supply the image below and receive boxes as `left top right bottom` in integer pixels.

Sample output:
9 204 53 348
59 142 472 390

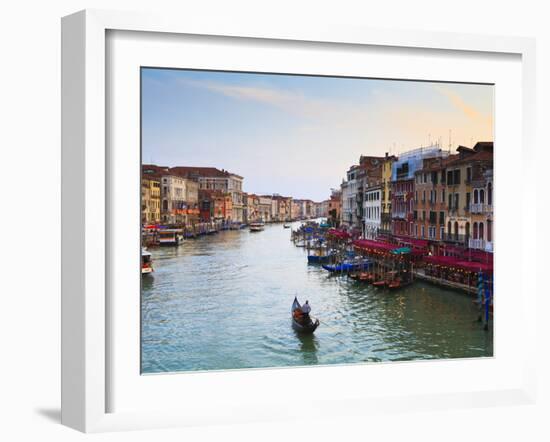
141 68 494 201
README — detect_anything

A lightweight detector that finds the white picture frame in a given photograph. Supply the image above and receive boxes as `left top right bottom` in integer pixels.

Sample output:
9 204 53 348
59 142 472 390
61 9 537 433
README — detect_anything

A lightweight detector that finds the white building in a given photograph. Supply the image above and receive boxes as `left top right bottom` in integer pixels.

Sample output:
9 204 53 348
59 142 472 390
160 175 188 224
364 185 382 239
258 196 272 222
340 180 352 227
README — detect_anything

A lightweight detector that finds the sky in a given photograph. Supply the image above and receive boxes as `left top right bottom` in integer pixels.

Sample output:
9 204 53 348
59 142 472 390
141 68 494 201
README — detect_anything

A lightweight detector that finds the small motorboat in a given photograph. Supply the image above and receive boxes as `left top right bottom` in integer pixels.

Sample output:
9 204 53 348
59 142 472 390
249 221 265 232
291 297 320 334
141 248 154 275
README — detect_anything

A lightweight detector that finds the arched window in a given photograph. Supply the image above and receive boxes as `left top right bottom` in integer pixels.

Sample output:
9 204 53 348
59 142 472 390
487 219 492 242
447 221 451 235
479 222 484 240
474 189 478 204
473 222 478 239
465 222 470 239
454 221 459 239
488 182 492 205
480 189 485 204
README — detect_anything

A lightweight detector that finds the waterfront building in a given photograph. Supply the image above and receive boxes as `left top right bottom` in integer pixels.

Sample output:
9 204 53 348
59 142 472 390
380 153 397 236
279 196 293 221
292 199 308 220
271 195 292 221
199 189 233 222
317 200 330 218
328 189 342 227
364 184 381 239
470 167 493 252
141 177 161 224
442 142 492 248
170 166 244 223
391 145 449 237
291 199 302 220
159 174 190 225
340 180 352 227
258 196 272 222
413 155 455 243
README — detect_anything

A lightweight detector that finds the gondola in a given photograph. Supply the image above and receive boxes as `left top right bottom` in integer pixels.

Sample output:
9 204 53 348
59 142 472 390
291 297 320 333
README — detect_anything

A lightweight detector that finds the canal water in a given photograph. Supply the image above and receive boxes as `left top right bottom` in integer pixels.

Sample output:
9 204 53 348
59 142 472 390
141 222 493 374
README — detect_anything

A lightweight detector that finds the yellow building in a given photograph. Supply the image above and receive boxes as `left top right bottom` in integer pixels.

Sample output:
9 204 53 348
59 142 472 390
380 153 396 235
141 177 161 224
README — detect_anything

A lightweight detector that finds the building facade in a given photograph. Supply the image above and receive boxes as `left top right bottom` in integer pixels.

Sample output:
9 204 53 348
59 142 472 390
380 154 396 236
141 177 161 224
170 167 244 223
364 185 381 239
391 145 449 237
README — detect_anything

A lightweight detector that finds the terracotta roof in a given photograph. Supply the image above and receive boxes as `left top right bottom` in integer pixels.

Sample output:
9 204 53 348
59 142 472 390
169 166 244 179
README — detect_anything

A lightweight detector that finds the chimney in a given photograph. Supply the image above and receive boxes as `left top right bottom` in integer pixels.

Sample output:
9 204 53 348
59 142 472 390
385 152 388 159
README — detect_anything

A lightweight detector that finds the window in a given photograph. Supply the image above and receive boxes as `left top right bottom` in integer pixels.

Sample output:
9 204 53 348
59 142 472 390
453 169 460 184
439 211 445 225
442 189 445 203
447 170 453 185
487 219 492 242
448 194 452 209
480 189 485 204
473 222 478 239
466 167 471 183
479 222 485 240
421 225 425 238
474 189 478 204
466 192 471 210
454 194 459 211
488 182 492 205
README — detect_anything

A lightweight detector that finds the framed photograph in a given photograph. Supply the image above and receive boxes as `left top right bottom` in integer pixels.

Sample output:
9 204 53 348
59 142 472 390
61 9 537 432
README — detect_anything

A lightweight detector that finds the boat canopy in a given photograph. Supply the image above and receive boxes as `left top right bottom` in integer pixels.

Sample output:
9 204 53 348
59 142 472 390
327 229 351 240
391 247 411 255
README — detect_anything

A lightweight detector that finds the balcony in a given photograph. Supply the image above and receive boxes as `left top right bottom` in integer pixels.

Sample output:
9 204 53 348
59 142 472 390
392 211 407 219
469 238 494 252
442 233 468 244
470 203 493 214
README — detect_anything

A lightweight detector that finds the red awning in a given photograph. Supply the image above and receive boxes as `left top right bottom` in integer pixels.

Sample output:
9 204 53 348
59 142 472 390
394 236 429 249
353 239 397 253
425 255 493 273
327 229 351 239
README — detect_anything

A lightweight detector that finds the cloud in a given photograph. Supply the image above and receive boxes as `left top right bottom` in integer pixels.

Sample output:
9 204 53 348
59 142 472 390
179 78 357 122
434 85 492 124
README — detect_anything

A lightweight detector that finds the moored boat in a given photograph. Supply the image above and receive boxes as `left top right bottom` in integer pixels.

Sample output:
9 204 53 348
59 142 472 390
249 221 265 232
322 258 370 273
158 229 184 246
141 248 154 275
291 297 320 333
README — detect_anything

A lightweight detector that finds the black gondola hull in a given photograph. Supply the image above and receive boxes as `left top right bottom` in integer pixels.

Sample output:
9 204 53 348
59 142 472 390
291 296 320 334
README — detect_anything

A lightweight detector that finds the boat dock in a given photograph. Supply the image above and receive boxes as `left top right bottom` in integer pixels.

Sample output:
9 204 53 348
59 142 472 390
413 269 477 295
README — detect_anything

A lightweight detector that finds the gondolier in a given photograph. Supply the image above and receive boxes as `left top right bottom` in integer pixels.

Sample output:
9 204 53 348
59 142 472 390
291 297 319 334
